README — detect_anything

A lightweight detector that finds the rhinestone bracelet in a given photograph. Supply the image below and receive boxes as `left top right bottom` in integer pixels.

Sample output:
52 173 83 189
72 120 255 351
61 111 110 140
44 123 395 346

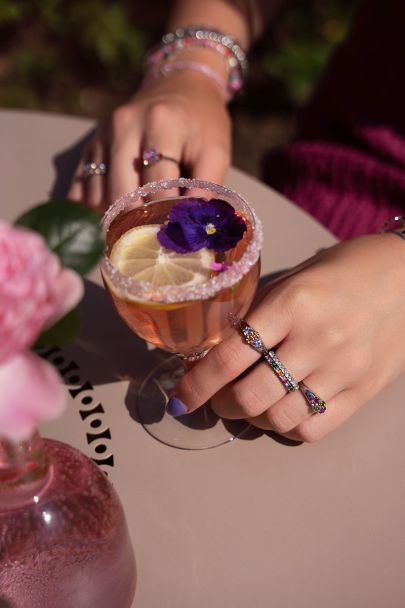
145 26 248 97
381 215 405 240
161 27 248 75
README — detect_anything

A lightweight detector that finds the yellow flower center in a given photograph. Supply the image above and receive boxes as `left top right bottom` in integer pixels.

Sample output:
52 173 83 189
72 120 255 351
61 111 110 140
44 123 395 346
205 223 217 235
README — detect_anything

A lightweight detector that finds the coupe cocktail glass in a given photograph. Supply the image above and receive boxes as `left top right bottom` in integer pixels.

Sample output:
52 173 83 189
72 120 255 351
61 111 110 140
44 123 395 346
101 178 262 449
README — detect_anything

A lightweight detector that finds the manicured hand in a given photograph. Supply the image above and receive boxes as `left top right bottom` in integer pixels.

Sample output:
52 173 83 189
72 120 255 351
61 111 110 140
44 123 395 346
68 70 231 211
168 234 405 442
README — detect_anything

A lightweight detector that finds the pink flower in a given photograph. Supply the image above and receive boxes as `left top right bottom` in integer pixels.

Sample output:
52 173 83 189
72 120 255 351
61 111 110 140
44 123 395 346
0 352 66 441
0 221 84 440
0 221 84 365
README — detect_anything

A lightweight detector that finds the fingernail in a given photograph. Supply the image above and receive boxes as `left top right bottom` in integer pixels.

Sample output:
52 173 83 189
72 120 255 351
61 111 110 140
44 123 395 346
166 396 188 417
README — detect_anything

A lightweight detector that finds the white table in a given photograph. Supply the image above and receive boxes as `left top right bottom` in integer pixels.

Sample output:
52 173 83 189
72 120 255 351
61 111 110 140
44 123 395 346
1 109 405 608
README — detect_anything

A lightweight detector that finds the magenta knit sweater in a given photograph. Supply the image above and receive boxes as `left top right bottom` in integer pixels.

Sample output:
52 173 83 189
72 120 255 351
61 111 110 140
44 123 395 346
262 0 405 239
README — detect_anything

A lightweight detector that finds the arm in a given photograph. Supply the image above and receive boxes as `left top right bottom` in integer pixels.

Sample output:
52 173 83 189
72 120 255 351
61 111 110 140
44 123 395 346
68 0 283 210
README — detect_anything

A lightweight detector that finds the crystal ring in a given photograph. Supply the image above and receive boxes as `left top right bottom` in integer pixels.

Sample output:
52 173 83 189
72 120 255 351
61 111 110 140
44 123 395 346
263 349 299 393
142 147 180 167
232 317 299 393
83 162 107 177
299 383 327 414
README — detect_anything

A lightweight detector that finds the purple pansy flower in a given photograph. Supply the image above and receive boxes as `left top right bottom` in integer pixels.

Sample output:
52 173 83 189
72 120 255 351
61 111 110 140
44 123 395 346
157 197 247 253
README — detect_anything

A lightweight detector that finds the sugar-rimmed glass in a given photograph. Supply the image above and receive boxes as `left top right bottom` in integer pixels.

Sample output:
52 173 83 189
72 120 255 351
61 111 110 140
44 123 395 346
101 178 262 450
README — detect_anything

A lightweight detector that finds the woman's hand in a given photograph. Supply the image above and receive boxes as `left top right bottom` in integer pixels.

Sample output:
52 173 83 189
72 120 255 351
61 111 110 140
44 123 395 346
67 70 231 211
168 234 405 442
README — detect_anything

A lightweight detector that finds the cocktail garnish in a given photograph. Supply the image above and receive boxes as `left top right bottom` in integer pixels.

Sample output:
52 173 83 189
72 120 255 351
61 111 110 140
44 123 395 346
109 224 214 289
210 261 232 272
157 197 247 254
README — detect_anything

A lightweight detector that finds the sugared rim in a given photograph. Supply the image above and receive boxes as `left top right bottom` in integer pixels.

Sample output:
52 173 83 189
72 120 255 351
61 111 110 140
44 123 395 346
101 178 263 303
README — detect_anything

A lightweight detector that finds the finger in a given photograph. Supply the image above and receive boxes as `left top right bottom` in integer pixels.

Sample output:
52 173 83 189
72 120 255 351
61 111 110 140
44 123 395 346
210 337 318 420
211 344 306 428
245 372 341 433
67 156 86 203
141 146 182 200
191 144 230 185
283 387 363 443
81 138 107 210
167 304 293 415
107 133 143 207
184 144 231 198
141 106 182 197
68 135 103 205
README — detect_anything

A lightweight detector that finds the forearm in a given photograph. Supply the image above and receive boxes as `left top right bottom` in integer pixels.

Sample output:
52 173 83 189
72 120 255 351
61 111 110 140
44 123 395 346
167 0 285 51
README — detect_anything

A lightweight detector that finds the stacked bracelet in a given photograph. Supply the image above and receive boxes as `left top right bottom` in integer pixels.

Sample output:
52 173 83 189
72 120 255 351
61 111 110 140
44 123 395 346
144 26 248 98
143 60 230 100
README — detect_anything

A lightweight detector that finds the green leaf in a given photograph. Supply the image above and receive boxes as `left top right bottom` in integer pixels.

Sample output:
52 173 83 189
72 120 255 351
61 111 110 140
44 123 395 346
15 199 104 275
35 307 81 348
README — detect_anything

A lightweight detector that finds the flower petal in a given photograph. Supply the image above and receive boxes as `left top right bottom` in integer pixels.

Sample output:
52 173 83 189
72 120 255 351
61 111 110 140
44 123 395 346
167 198 204 223
46 267 84 327
158 221 208 253
0 352 67 442
191 198 235 226
208 213 247 252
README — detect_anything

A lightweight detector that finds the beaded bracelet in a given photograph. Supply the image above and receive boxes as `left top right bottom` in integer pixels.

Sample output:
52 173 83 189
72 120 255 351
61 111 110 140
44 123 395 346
161 27 248 74
143 60 230 100
382 215 405 240
145 26 248 97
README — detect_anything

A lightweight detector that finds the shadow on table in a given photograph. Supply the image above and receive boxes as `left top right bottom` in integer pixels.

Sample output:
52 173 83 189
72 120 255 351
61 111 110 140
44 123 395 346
57 279 160 386
50 127 95 199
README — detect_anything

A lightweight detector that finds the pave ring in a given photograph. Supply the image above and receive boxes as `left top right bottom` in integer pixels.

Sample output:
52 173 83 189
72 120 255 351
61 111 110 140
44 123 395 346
233 317 299 393
232 316 327 412
83 162 107 177
142 147 180 167
299 384 327 414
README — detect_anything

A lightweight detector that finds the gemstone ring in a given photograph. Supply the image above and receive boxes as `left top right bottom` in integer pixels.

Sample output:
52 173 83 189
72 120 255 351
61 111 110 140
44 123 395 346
142 147 180 167
83 162 107 177
232 316 326 413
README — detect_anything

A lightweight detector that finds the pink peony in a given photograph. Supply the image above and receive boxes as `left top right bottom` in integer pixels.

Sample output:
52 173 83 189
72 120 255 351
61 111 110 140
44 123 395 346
0 352 67 441
0 221 84 440
0 221 84 365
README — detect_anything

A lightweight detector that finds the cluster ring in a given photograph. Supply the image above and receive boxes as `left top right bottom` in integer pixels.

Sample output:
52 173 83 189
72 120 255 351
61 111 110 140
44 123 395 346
83 162 107 177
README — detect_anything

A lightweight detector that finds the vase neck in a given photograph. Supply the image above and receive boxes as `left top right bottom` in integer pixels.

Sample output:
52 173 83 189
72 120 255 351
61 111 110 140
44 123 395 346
0 432 51 509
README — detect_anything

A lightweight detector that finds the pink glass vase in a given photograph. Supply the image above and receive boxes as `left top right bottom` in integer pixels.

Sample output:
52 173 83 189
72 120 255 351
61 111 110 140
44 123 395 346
0 432 136 608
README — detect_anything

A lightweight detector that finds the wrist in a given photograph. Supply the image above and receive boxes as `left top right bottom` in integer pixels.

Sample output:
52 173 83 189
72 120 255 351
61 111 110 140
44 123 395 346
168 0 251 50
144 26 247 100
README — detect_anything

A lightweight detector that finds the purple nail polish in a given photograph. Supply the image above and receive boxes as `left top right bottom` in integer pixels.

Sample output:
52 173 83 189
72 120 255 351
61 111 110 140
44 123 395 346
166 396 188 417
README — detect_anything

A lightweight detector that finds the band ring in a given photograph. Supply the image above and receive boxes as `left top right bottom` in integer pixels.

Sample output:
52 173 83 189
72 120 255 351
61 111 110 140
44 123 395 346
232 316 326 412
234 317 299 393
142 147 180 167
83 162 107 177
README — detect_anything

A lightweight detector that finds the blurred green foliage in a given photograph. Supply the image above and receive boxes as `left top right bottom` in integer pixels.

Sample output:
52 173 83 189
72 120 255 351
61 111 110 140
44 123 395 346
0 0 357 117
263 0 358 104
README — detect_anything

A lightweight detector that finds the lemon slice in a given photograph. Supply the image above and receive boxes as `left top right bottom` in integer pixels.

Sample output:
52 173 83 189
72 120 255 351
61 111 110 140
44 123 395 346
109 224 214 288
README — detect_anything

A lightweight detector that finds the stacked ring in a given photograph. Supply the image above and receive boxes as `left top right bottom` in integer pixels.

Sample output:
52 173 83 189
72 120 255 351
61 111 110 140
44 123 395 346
232 316 326 414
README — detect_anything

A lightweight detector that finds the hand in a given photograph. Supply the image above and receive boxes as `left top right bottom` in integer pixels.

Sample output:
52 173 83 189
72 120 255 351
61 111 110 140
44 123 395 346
168 234 405 442
67 70 231 211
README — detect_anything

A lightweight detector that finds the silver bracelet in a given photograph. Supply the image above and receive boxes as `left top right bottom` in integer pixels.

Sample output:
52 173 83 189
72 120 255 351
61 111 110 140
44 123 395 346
145 26 247 97
381 215 405 240
162 27 248 75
